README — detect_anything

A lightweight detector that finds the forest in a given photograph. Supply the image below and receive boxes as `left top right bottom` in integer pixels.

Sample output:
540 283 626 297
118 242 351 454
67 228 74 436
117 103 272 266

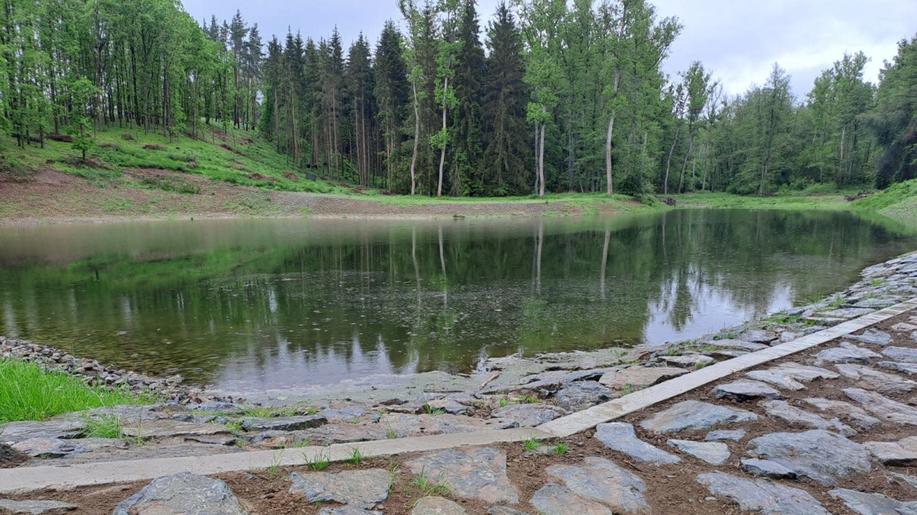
1 0 915 198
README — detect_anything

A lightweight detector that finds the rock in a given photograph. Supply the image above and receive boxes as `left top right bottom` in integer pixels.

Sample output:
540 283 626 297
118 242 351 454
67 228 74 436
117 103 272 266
891 322 917 332
705 339 768 352
740 459 798 479
546 457 648 514
379 413 511 438
813 342 880 366
890 472 917 490
844 387 917 425
741 330 777 344
594 423 679 465
10 437 125 459
491 404 565 427
712 380 782 401
113 473 247 515
704 429 746 442
801 398 880 430
851 329 893 346
598 367 685 390
0 499 77 514
0 420 84 444
529 484 612 515
882 346 917 363
834 363 916 394
288 469 392 508
745 430 871 486
0 443 27 467
552 381 612 411
290 423 389 446
239 415 326 432
745 362 839 390
760 400 856 436
820 307 874 320
320 406 381 423
864 436 917 466
411 496 467 515
423 398 470 416
697 472 829 515
779 331 800 343
319 508 381 515
667 440 730 465
828 488 917 515
121 419 230 439
486 508 530 515
660 354 714 368
877 361 917 376
406 448 518 504
639 400 757 434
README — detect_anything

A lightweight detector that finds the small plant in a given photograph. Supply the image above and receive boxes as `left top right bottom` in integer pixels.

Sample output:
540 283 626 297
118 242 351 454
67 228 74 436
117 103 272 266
266 452 284 479
620 384 634 395
307 453 330 471
521 395 540 404
522 439 540 452
386 427 398 439
423 404 445 416
83 414 123 439
498 398 510 408
412 468 451 497
694 360 707 370
348 448 363 465
226 420 245 435
553 443 569 456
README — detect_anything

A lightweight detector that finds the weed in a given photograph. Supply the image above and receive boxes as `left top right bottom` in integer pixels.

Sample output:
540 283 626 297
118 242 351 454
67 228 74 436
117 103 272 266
553 443 570 456
348 448 363 465
412 468 451 497
307 453 330 471
522 439 540 452
83 414 123 439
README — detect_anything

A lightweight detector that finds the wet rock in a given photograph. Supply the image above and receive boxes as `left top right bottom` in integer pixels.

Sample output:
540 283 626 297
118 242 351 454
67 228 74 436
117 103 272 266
712 380 782 401
828 488 917 515
697 472 829 515
491 404 565 427
704 429 746 442
834 363 917 394
851 329 893 346
639 400 757 434
594 423 679 465
864 436 917 466
844 387 917 425
740 458 798 479
667 440 729 465
882 346 917 363
411 496 467 515
406 447 518 504
877 361 917 376
745 430 871 486
741 330 777 344
660 354 714 368
801 398 880 430
598 366 685 390
546 457 649 514
239 415 326 432
745 362 839 390
530 484 612 515
813 342 880 366
289 469 392 508
552 381 612 411
379 413 512 438
0 499 77 514
760 400 856 436
113 473 247 515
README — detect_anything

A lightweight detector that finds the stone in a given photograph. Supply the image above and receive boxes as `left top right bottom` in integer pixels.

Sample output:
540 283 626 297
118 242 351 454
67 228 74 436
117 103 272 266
877 361 917 376
845 388 917 425
411 497 467 515
852 329 893 346
882 346 917 363
704 429 746 442
112 473 247 515
491 404 565 427
705 339 768 352
697 472 829 515
529 484 612 515
0 444 26 467
779 331 801 343
320 406 381 423
890 472 917 490
667 440 730 465
406 447 518 504
289 469 392 508
801 398 880 430
319 509 381 515
745 430 871 486
379 413 511 438
598 366 685 389
864 436 917 466
639 400 757 434
121 419 230 439
820 307 874 320
828 488 917 515
239 415 326 432
0 420 84 444
834 363 917 394
594 423 680 465
891 322 917 332
760 400 856 436
813 342 880 366
740 459 798 479
486 508 530 515
745 362 839 390
660 354 714 368
423 398 470 416
741 330 777 344
0 499 77 514
10 437 126 459
546 457 649 514
712 380 782 401
552 381 613 411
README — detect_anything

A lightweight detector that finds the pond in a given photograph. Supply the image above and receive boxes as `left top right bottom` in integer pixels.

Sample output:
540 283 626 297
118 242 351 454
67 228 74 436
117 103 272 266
0 209 913 394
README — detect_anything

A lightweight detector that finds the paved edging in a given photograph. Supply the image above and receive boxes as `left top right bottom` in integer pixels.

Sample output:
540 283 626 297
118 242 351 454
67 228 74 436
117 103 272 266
1 297 914 494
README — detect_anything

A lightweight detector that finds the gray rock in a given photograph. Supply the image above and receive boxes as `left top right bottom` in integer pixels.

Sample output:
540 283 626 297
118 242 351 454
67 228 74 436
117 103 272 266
852 329 893 346
828 488 917 515
704 429 746 442
877 361 917 376
289 469 392 508
529 484 612 515
779 331 801 343
0 420 84 444
552 381 612 411
891 472 917 490
594 423 679 465
411 496 467 515
486 507 530 515
697 472 829 515
864 436 917 466
712 380 782 401
423 397 470 416
882 346 917 363
820 307 874 320
320 406 381 423
639 400 757 434
406 447 518 504
892 322 917 332
379 413 512 438
745 362 839 390
0 499 77 514
239 415 326 432
10 437 126 459
667 440 730 465
740 458 797 479
844 387 917 425
801 398 880 430
834 363 917 394
760 400 856 436
705 339 768 352
598 366 685 389
660 354 714 368
813 342 880 366
491 404 565 427
746 430 871 486
741 330 777 344
113 473 247 515
546 457 649 514
121 419 230 439
319 509 381 515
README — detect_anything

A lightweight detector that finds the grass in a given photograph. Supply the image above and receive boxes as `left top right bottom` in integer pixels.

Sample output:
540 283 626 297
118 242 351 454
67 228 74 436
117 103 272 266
82 414 123 439
411 468 451 497
348 448 363 465
0 360 153 423
307 453 330 471
522 438 540 452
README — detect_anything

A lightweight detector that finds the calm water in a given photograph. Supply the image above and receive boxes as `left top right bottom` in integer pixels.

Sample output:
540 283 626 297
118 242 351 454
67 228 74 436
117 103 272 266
0 210 913 393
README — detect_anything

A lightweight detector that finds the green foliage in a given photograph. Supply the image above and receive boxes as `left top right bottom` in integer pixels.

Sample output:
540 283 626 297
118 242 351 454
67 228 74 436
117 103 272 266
83 415 124 439
522 438 540 452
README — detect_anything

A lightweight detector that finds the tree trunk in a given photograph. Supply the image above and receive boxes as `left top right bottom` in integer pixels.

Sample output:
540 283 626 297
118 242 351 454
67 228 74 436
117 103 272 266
605 113 616 195
410 82 420 196
538 123 546 197
437 77 448 197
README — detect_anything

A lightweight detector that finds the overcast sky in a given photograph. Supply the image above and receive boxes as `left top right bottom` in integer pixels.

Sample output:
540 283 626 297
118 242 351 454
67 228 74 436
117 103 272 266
183 0 916 99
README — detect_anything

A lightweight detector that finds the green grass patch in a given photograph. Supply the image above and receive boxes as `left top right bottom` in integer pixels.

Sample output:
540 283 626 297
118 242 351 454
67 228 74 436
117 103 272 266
83 414 123 439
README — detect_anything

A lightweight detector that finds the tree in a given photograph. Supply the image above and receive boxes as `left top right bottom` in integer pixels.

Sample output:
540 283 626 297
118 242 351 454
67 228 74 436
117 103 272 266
374 21 410 191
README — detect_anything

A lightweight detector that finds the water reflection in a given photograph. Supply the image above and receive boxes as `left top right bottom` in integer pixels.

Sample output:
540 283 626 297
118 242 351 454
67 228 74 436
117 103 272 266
0 210 912 392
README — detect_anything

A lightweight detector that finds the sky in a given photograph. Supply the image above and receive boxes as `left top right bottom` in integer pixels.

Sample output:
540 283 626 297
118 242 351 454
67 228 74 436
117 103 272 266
182 0 917 99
